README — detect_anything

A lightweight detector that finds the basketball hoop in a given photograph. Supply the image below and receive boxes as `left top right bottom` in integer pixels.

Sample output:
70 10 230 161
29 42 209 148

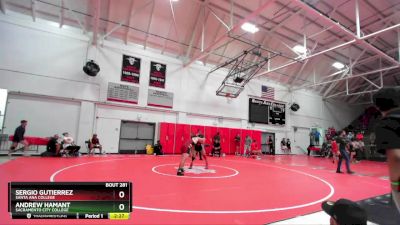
225 93 232 103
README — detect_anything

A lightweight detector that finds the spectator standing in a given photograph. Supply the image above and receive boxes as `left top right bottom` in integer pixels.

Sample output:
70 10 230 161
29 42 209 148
234 133 241 155
9 120 29 156
244 135 252 157
267 136 274 155
336 130 354 174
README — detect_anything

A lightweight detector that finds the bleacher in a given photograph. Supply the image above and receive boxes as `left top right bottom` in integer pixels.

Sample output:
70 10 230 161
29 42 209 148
344 106 386 162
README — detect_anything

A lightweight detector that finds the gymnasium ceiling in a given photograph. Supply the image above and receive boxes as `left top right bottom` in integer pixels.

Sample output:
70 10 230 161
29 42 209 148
1 0 400 104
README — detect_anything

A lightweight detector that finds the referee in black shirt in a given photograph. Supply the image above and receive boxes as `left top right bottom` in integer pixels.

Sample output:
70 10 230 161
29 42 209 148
9 120 29 156
373 87 400 212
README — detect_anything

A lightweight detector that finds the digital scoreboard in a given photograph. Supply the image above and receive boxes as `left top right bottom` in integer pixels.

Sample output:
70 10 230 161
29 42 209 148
8 182 132 220
249 98 286 125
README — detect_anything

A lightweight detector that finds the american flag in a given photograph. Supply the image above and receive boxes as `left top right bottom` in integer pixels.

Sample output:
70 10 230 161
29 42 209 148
261 85 274 99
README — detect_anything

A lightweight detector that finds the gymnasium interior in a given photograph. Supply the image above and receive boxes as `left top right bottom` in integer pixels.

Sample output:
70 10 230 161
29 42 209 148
0 0 400 224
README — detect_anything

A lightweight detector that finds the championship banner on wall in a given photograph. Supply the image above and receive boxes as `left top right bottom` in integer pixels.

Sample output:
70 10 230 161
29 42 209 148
149 61 166 88
121 54 141 83
147 89 173 109
107 82 139 104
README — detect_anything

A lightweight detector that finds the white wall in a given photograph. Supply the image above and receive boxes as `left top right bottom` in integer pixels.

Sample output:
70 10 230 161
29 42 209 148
0 13 363 154
4 94 81 147
0 89 7 132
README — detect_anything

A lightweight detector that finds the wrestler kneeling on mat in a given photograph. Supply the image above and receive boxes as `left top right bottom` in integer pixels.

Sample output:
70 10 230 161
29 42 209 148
177 136 209 176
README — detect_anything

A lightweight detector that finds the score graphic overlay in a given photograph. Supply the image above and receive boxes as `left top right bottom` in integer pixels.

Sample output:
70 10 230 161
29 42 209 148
8 182 132 220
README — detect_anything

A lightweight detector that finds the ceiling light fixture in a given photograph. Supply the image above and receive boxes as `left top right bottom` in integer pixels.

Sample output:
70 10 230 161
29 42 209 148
241 22 259 33
332 62 345 69
195 60 204 65
292 45 307 54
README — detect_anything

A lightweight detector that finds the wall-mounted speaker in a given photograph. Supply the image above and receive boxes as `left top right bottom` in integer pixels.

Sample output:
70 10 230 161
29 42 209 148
83 60 100 77
290 103 300 111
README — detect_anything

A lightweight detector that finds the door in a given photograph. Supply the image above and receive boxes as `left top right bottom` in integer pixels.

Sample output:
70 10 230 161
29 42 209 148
294 127 311 154
119 121 155 154
262 132 275 155
159 122 175 154
174 124 190 154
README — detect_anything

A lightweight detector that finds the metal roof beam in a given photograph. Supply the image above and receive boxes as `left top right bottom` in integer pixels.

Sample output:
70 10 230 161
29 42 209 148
0 0 7 14
323 38 378 97
203 14 227 64
294 65 397 91
184 0 276 68
64 1 87 34
253 1 400 80
124 0 153 44
91 0 100 45
31 0 36 22
144 0 155 49
293 0 400 66
185 3 204 59
208 6 230 31
59 0 64 28
288 42 319 86
161 22 173 54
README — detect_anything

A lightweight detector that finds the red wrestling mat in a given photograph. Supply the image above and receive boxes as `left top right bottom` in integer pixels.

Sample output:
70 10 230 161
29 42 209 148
0 155 389 225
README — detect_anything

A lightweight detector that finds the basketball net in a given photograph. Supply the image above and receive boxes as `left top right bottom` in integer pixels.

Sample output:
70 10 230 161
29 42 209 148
225 93 232 103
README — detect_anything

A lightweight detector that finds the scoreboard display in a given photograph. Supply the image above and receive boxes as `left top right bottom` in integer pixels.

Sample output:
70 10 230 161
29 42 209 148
249 98 286 125
268 102 286 125
8 182 132 220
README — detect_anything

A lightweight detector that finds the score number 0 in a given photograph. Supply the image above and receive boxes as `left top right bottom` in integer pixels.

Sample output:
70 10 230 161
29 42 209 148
118 191 125 211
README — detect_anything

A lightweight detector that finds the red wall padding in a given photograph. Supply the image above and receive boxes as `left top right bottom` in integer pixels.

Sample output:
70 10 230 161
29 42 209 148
159 122 262 155
252 130 262 149
159 122 175 154
174 124 191 154
218 127 230 155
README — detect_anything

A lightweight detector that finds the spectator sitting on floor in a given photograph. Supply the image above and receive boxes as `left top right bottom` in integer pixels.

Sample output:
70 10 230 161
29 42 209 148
61 132 80 157
251 140 262 160
153 140 163 155
41 134 60 157
322 198 367 225
89 134 102 154
211 138 221 157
